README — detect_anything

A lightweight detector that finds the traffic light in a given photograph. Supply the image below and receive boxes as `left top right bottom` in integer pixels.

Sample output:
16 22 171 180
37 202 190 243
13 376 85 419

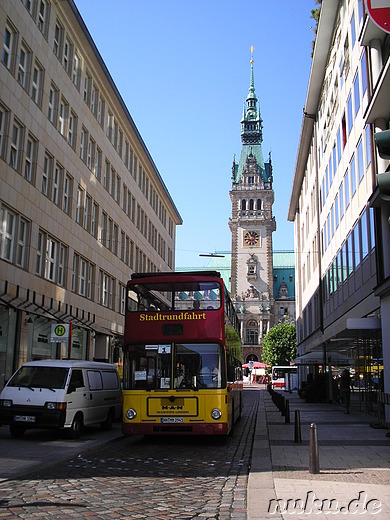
374 129 390 201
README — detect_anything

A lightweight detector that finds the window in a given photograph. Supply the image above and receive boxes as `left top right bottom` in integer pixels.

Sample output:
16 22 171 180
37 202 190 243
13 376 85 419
38 0 49 37
2 25 16 71
48 84 59 125
68 110 76 149
87 136 95 171
36 231 67 286
98 270 115 309
347 93 353 134
53 21 64 59
0 206 29 268
83 71 92 106
72 253 94 299
361 50 368 96
369 208 375 250
339 182 344 220
76 186 84 226
101 211 107 246
84 193 92 232
120 284 126 315
91 202 98 238
53 163 63 206
72 52 81 89
80 126 88 162
337 127 342 164
246 320 259 345
335 193 339 229
63 37 72 75
31 60 43 106
350 154 356 196
94 147 102 181
18 43 31 90
97 96 104 127
63 172 72 215
24 133 37 182
357 138 364 183
9 120 23 171
58 98 68 137
353 223 361 269
24 0 34 16
104 159 110 190
361 210 368 260
344 169 350 209
0 104 9 159
42 152 52 196
353 71 360 116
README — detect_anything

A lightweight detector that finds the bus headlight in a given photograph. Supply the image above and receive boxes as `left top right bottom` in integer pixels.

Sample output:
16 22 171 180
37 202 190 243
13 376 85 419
211 408 222 420
125 408 137 420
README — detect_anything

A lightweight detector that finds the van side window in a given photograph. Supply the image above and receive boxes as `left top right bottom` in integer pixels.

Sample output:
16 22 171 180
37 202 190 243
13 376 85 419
69 369 84 390
87 370 103 390
102 371 119 390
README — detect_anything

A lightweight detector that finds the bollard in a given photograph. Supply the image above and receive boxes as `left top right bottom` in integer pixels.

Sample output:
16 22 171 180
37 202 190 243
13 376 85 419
285 399 290 423
294 410 302 443
309 422 320 474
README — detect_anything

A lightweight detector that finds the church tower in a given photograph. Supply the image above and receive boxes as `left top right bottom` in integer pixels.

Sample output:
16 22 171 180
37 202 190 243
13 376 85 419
229 49 276 363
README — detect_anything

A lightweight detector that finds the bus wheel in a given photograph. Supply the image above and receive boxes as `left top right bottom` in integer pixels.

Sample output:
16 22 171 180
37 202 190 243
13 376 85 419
69 413 83 439
10 425 26 438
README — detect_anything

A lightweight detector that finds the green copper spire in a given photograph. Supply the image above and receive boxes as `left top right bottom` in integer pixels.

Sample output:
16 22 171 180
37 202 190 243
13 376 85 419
232 47 271 184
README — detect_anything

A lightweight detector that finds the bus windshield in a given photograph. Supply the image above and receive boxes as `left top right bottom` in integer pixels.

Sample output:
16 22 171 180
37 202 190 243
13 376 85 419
127 281 221 312
123 343 226 391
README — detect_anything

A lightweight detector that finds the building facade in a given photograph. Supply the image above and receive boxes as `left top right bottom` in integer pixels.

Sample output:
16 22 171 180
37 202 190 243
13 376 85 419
288 0 389 422
0 0 182 389
228 53 284 363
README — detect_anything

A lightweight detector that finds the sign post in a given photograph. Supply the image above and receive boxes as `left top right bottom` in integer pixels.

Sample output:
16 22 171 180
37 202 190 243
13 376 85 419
50 323 72 359
365 0 390 33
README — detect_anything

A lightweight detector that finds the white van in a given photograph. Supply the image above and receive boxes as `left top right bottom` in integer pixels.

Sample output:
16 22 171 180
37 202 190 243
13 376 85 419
0 360 122 438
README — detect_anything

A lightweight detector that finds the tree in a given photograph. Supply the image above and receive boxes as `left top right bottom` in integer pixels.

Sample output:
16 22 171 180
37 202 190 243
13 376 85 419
311 0 322 57
261 323 297 367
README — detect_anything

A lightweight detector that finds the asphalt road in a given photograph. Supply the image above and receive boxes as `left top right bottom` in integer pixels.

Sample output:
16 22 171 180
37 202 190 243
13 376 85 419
0 387 260 519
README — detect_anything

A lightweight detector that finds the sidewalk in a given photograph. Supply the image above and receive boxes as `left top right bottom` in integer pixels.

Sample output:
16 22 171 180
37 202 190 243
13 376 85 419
247 386 390 519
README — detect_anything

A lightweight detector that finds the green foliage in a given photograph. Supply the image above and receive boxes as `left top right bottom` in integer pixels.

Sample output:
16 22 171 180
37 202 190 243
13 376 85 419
311 0 322 57
261 323 297 367
225 325 242 362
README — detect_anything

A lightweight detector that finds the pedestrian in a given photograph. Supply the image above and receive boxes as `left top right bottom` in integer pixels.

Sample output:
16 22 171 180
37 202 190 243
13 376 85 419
339 369 352 414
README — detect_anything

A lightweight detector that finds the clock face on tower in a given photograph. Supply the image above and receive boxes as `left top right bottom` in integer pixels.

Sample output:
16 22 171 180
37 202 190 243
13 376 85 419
243 230 260 246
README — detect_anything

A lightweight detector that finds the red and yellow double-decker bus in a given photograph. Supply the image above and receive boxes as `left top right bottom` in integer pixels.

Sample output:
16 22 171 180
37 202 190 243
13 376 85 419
122 271 243 435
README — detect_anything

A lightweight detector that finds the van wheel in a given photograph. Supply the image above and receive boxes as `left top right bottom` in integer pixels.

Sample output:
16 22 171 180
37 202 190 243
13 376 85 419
69 414 83 439
10 425 26 438
101 410 114 431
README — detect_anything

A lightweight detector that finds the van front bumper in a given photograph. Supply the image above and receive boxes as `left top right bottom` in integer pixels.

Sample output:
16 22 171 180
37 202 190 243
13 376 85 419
0 405 66 429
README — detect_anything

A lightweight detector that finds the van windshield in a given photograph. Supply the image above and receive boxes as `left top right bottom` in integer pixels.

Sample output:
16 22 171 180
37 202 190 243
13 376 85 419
8 366 69 390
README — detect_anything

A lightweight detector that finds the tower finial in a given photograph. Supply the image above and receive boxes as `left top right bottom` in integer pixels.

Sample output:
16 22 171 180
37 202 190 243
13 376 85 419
250 45 254 64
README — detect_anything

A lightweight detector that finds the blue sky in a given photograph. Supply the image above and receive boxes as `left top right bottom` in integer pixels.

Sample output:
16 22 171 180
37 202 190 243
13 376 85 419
75 0 316 268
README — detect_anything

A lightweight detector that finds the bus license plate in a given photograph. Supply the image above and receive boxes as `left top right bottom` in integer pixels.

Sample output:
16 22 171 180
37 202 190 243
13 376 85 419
161 417 183 424
14 415 36 423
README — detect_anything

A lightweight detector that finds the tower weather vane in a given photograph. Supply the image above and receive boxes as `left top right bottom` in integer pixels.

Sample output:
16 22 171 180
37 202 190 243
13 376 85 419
250 45 254 64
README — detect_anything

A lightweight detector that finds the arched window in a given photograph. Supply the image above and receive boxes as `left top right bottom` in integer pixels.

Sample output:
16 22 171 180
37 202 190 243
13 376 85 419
246 320 259 345
249 199 254 210
241 200 246 211
257 199 262 210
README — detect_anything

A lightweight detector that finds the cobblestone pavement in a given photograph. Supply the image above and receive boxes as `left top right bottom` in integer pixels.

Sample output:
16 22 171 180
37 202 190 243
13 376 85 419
0 388 260 519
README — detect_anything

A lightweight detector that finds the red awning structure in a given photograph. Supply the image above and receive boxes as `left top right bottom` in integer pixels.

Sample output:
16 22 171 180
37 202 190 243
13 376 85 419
242 362 270 369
